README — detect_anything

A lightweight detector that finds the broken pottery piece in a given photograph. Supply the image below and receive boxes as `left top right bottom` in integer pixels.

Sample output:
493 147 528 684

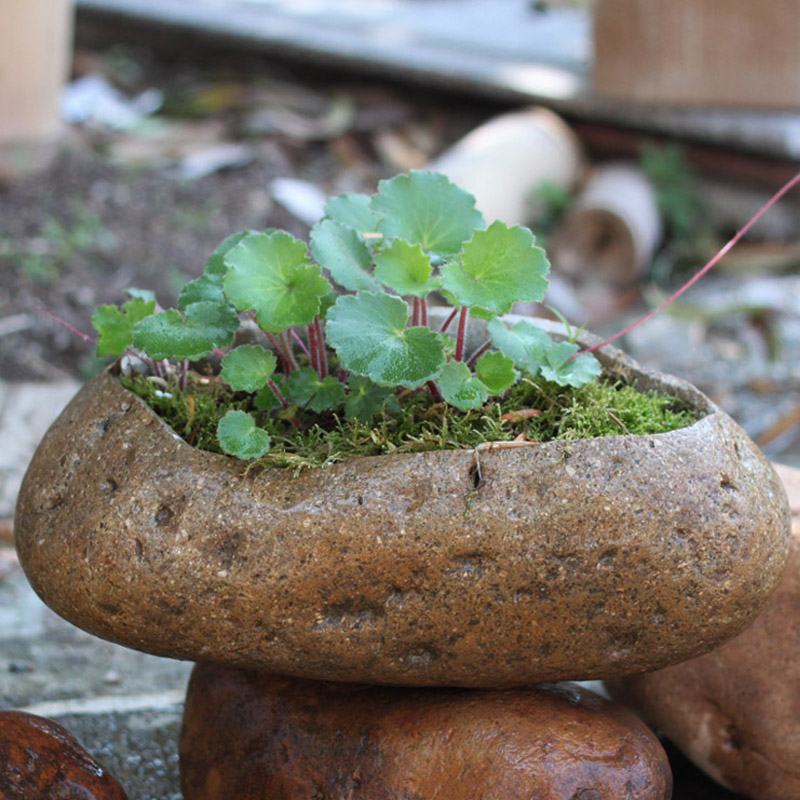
606 463 800 800
180 665 672 800
0 710 128 799
13 330 791 687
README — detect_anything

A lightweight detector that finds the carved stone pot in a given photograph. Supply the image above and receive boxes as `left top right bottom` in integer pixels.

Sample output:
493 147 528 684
14 332 791 687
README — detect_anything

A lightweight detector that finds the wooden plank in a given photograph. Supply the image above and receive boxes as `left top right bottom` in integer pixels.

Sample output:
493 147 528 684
594 0 800 110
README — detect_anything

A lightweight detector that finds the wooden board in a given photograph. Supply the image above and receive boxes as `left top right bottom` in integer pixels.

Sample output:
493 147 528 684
594 0 800 110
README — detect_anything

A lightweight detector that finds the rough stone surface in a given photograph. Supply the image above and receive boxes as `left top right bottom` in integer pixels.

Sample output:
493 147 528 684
14 347 791 686
607 463 800 800
180 664 672 800
0 710 128 799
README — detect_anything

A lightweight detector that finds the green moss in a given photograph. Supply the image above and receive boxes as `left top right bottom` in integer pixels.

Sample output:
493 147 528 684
122 370 699 471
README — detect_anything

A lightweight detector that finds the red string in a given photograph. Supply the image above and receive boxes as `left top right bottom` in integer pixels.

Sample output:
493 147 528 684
574 171 800 358
35 306 97 344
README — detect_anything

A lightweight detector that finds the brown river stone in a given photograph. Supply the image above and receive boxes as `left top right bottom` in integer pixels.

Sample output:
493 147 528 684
14 339 791 686
0 710 128 799
607 463 800 800
180 665 672 800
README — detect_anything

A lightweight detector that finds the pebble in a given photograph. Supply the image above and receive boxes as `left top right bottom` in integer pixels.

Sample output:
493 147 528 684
0 710 128 799
180 664 672 800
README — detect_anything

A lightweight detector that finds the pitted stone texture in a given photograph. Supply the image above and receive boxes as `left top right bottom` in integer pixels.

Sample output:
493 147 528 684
0 710 128 799
14 358 791 687
180 665 672 800
607 464 800 800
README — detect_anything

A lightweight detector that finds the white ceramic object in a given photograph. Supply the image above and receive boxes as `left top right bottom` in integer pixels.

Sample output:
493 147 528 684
431 106 583 225
552 162 662 284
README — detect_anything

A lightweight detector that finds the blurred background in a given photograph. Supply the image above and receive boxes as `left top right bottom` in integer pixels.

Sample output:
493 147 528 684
1 3 799 795
2 0 798 471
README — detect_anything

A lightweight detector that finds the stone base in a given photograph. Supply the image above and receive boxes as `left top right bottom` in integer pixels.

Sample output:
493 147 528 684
180 664 672 800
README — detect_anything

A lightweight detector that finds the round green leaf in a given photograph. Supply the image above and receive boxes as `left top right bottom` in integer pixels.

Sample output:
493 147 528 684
286 367 345 412
540 341 603 388
323 192 380 233
179 274 228 310
440 221 550 315
373 239 439 297
370 171 485 257
487 318 552 374
93 297 156 358
310 219 380 292
204 231 253 277
326 292 445 389
216 410 271 460
438 361 489 411
223 231 331 333
475 351 517 394
344 375 395 423
132 301 238 360
221 345 277 393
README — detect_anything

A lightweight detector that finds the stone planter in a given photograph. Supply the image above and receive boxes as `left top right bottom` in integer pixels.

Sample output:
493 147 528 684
14 331 791 687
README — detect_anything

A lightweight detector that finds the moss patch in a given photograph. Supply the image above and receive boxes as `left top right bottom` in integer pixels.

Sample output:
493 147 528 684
122 371 699 470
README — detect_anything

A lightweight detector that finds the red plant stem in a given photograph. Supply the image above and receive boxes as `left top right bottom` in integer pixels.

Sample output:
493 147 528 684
314 317 328 378
440 306 459 333
574 170 800 359
467 339 492 369
420 297 428 327
267 377 289 408
426 380 444 403
411 296 420 327
280 329 299 372
34 307 96 344
292 328 312 360
264 331 291 373
454 306 469 362
307 322 319 375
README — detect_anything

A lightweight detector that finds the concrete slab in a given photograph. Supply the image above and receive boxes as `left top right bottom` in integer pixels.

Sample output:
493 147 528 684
0 546 189 798
0 380 82 521
75 0 800 160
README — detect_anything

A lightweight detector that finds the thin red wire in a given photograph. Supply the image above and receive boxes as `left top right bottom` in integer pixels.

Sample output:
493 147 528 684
35 306 97 344
575 171 800 358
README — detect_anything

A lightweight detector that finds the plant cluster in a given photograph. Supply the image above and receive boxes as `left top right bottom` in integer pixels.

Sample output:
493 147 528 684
94 171 605 459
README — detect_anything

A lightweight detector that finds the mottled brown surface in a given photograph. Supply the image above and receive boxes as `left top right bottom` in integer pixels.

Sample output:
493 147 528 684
607 464 800 800
180 665 672 800
14 345 791 686
0 710 128 799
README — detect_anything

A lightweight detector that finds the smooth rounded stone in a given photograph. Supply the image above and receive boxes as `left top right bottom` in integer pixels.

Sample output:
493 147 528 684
180 664 672 800
0 710 128 799
607 464 800 800
14 339 791 686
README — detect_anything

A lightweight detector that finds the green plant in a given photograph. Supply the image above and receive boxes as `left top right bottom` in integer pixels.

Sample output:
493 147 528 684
93 171 611 460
